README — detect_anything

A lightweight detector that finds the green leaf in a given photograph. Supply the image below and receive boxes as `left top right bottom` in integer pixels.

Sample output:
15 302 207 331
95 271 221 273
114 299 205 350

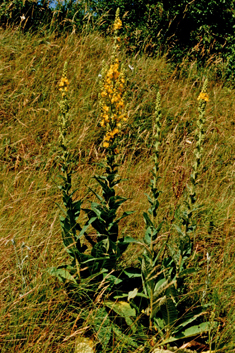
112 325 138 348
162 321 214 344
162 297 178 327
48 267 77 284
128 288 138 301
144 226 152 245
172 310 209 334
154 317 165 337
78 217 96 238
123 268 141 278
173 224 185 236
122 236 143 245
177 267 196 277
114 211 134 224
104 301 136 327
143 212 153 228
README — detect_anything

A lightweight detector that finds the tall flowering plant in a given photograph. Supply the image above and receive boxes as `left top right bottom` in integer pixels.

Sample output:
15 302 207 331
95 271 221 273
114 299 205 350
50 11 131 289
82 9 131 276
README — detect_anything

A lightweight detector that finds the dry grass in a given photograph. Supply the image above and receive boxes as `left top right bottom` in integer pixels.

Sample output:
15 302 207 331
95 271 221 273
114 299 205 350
0 26 234 352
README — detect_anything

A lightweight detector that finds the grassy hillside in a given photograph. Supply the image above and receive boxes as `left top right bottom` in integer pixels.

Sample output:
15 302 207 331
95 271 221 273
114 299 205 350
0 26 234 352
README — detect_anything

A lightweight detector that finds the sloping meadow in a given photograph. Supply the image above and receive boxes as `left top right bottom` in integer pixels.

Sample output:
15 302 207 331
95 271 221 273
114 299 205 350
0 26 234 352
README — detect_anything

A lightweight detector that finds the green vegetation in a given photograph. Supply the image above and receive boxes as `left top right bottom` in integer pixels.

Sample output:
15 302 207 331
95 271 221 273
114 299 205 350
2 0 235 80
0 9 235 352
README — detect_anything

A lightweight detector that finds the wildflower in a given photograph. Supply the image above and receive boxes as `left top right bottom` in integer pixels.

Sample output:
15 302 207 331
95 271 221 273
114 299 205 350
103 142 109 148
20 14 26 21
101 91 107 98
197 92 209 102
128 64 134 71
103 105 109 112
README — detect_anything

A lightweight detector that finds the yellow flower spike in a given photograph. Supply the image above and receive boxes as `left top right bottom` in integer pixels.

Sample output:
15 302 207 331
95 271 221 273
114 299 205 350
98 8 127 151
113 8 122 31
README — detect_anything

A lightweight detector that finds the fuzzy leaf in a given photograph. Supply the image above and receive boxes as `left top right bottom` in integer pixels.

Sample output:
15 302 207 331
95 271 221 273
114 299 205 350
78 217 96 238
48 267 77 284
172 310 209 334
143 212 153 228
128 288 138 301
162 297 178 327
105 301 136 327
162 321 214 344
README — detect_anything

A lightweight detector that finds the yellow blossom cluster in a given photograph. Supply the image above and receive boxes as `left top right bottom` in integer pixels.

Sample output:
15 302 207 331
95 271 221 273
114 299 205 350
114 18 122 31
99 57 127 149
59 76 69 97
197 92 209 102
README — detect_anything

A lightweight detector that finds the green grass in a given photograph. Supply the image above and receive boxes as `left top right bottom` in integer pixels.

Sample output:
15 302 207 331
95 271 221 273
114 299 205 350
0 26 235 352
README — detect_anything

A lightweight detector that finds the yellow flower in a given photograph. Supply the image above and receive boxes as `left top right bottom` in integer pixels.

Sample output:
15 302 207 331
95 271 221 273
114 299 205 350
103 105 109 112
103 114 109 121
112 128 119 135
114 18 122 31
113 71 120 80
197 92 209 102
103 142 109 148
63 77 69 85
104 135 111 141
101 91 108 98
